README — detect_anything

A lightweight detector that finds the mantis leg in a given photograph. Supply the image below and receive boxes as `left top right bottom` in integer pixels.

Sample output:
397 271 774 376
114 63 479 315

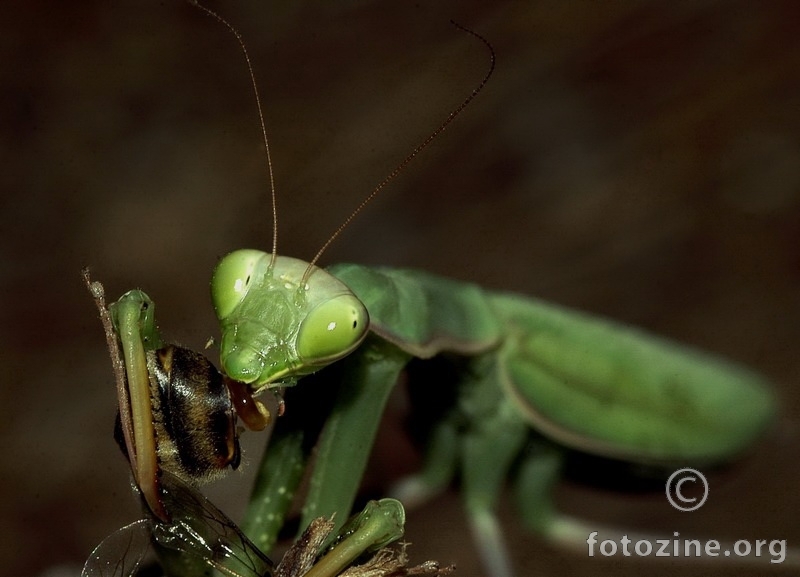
108 291 170 521
513 445 800 568
300 335 411 535
243 335 410 553
243 427 308 554
460 355 528 577
389 414 459 509
513 442 606 555
512 440 565 537
242 346 348 552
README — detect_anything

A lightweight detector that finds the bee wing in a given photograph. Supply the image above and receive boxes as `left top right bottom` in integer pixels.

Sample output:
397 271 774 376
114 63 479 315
81 519 152 577
152 471 274 577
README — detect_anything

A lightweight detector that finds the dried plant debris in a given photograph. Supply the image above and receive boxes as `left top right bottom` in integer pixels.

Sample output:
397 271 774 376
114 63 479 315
278 518 454 577
337 545 455 577
277 518 337 577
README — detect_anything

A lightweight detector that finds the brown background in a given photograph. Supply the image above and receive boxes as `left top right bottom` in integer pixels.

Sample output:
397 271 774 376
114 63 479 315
2 1 799 576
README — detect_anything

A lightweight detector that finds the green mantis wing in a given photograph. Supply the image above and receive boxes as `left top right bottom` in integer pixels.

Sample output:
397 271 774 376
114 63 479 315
490 292 776 464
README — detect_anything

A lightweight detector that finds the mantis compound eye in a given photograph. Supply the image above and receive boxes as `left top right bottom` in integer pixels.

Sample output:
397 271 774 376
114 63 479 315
148 345 241 480
211 249 270 320
296 293 369 366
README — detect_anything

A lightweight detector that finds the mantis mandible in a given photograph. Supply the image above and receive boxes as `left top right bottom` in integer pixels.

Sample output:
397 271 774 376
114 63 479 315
90 2 781 576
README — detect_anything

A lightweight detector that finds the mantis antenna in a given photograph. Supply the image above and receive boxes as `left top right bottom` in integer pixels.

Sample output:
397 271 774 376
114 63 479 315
302 21 496 284
189 2 495 283
188 1 280 269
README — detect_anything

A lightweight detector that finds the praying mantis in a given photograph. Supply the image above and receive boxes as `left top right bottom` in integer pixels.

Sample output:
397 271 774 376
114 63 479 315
81 3 789 577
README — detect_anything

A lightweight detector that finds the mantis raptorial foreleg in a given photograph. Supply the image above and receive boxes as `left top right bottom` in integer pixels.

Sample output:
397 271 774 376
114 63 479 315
242 336 409 553
301 338 411 530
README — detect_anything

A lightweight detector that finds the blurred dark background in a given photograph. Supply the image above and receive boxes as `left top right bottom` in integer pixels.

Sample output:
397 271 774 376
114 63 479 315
2 1 799 576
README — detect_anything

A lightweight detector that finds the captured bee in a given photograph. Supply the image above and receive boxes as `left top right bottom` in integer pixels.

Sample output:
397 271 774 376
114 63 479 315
84 273 268 522
121 344 241 484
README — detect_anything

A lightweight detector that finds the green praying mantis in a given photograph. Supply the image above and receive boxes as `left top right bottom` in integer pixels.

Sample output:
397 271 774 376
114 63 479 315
84 3 784 577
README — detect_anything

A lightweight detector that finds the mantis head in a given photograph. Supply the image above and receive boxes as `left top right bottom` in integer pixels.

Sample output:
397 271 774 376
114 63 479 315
211 249 369 391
